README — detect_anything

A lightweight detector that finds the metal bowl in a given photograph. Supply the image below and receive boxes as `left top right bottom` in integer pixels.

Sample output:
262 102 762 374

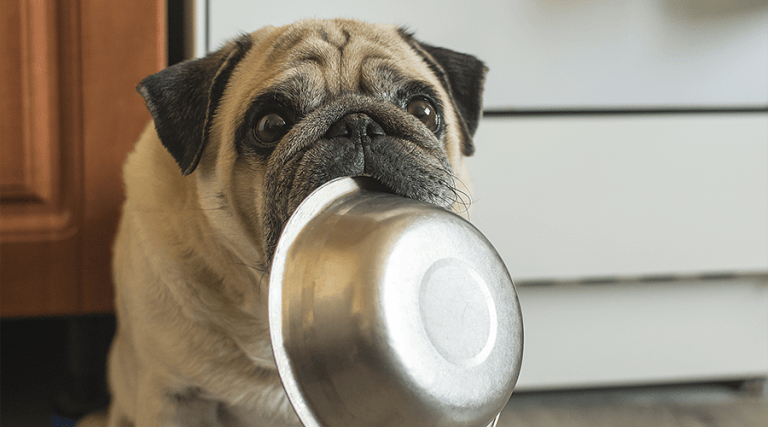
269 177 523 427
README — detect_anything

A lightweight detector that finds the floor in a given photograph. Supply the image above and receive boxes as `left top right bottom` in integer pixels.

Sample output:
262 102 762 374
1 316 113 427
2 316 767 427
498 384 768 427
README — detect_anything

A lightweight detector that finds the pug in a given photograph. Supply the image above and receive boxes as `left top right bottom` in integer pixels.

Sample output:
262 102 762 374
105 18 486 427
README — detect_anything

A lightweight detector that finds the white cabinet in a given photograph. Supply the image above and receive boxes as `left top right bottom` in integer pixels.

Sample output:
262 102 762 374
197 0 768 110
195 0 768 390
467 113 768 390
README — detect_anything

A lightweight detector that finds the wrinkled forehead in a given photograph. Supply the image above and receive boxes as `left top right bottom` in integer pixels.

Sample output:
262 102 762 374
227 20 440 110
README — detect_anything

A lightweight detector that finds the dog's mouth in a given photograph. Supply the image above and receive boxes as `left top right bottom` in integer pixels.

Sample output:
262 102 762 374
263 169 457 267
353 173 397 195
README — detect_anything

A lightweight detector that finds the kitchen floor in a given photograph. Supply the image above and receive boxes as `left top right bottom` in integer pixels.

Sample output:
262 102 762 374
498 383 768 427
2 317 767 427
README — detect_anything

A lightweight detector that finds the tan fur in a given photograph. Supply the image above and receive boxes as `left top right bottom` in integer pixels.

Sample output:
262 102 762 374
103 19 481 427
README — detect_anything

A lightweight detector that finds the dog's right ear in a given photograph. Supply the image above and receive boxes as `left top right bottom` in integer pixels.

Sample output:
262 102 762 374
137 35 252 175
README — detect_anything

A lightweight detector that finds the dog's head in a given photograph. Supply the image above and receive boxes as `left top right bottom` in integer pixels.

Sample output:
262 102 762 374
137 19 486 266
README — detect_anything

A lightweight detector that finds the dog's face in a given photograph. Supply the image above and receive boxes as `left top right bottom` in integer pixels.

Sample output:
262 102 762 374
137 19 486 269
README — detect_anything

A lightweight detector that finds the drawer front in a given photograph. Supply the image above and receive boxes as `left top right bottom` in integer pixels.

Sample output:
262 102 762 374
201 0 768 110
467 114 768 281
514 277 768 390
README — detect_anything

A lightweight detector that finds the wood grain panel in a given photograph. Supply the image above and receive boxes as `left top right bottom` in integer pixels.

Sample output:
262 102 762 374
0 239 81 317
1 0 83 317
0 0 25 195
79 0 165 312
0 0 72 239
0 0 164 317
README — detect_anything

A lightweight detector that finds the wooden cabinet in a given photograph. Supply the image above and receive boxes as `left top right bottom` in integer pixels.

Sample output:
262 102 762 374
0 0 165 317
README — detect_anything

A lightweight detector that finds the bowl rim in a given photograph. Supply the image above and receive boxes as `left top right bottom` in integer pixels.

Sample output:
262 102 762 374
269 177 376 427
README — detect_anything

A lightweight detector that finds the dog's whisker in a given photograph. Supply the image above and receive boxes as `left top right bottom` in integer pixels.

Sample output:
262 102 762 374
232 261 268 274
434 171 473 216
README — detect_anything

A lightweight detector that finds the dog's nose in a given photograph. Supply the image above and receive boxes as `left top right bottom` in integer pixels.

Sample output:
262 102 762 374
325 113 386 142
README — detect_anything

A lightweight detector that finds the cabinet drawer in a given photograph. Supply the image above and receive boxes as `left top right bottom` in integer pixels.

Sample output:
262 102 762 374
514 277 768 390
467 113 768 281
200 1 768 110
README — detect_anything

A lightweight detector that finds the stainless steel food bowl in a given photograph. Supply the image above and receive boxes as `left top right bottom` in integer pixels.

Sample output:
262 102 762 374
269 177 523 427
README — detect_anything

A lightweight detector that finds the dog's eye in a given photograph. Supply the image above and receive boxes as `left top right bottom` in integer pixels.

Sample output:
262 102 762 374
406 98 438 131
253 113 290 144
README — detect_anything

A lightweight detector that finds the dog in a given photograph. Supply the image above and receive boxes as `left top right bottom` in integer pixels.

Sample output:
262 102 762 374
104 18 486 427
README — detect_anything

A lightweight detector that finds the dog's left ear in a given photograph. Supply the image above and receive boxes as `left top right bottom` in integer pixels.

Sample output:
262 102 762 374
137 35 252 175
400 31 487 156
